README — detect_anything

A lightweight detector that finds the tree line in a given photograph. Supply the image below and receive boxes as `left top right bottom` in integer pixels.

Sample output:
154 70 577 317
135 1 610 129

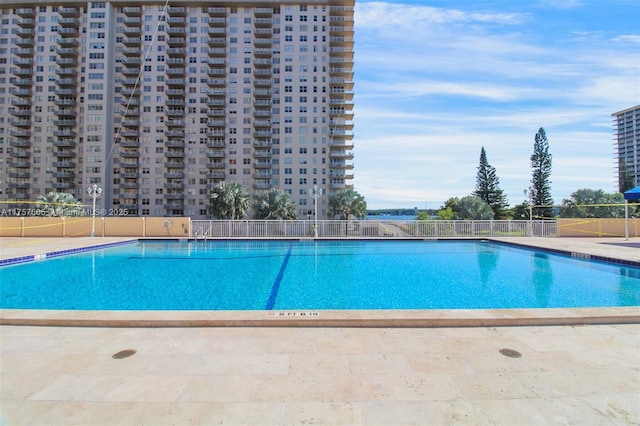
421 127 635 221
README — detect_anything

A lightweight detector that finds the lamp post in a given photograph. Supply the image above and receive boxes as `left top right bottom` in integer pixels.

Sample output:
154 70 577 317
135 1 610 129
524 188 533 237
308 184 323 238
87 184 102 237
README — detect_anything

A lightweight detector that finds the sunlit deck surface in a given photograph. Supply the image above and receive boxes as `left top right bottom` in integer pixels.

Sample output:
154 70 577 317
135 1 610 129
1 237 639 424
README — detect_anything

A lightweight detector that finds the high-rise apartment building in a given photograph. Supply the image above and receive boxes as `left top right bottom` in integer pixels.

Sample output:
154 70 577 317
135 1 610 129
613 105 640 191
0 1 354 218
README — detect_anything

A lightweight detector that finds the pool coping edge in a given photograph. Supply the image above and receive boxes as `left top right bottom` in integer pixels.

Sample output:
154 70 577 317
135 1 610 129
1 307 638 328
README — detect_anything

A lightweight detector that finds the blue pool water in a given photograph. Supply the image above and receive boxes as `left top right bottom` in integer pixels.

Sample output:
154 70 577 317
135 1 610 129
1 240 639 310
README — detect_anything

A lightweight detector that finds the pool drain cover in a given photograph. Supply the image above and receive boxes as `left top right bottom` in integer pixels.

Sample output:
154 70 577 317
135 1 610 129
112 349 137 359
499 348 522 358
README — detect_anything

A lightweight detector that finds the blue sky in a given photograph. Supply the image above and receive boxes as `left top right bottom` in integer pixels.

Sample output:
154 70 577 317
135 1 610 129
352 0 640 210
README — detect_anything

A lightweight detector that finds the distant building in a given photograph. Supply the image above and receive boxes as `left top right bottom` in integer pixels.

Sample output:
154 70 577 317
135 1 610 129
613 105 640 191
0 1 355 218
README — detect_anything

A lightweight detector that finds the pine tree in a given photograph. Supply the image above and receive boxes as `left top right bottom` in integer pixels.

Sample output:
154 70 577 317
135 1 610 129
530 127 554 218
473 146 509 218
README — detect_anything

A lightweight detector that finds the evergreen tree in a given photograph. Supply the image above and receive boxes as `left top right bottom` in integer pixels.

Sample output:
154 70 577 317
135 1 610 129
530 127 554 218
472 146 509 218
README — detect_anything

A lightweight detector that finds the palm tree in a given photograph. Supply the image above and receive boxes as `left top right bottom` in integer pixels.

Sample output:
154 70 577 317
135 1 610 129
36 192 85 217
328 189 366 219
255 188 298 220
209 181 251 219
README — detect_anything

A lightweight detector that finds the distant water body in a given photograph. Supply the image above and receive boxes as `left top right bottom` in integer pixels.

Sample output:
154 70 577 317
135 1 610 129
366 215 417 221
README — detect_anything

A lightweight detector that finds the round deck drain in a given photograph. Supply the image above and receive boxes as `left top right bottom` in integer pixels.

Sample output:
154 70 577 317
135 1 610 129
112 349 137 359
499 348 522 358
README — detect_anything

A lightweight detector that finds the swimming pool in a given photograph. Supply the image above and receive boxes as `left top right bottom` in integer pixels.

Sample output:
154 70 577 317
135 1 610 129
1 240 639 311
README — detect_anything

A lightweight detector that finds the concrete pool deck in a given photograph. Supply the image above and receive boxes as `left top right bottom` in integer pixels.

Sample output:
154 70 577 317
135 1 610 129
1 236 639 424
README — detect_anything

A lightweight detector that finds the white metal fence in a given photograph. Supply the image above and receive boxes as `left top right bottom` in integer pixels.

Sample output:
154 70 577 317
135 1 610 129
190 220 558 239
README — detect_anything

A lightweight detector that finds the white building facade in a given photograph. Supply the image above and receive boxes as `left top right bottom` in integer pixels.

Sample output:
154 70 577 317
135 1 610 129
613 105 640 191
0 0 355 218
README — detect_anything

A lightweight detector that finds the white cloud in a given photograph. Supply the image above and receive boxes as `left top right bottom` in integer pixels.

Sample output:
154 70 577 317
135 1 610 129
351 1 639 209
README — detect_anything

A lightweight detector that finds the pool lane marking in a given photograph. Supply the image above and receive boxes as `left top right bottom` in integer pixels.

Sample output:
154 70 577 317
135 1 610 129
265 243 293 310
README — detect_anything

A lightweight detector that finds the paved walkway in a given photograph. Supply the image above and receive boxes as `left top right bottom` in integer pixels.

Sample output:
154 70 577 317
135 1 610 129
1 237 639 424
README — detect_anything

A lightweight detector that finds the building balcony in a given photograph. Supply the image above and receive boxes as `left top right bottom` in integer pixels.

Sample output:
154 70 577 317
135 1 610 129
123 7 142 16
124 26 141 35
164 139 184 148
55 68 77 77
120 172 139 179
207 99 225 107
53 129 77 138
9 118 31 128
254 7 272 17
9 182 31 189
12 150 30 158
14 48 34 57
54 150 75 158
121 118 140 127
168 6 186 16
165 151 185 158
56 37 78 47
10 109 31 117
164 172 184 179
166 129 185 137
53 108 76 116
53 171 75 178
52 161 75 168
59 7 80 17
120 129 139 137
52 182 76 189
58 27 79 37
165 161 185 168
15 37 34 47
122 67 141 76
166 109 185 117
207 139 225 148
207 78 226 87
10 98 31 107
120 140 140 148
206 171 225 179
207 37 226 46
123 37 141 46
166 79 186 87
207 28 226 36
120 150 140 158
167 37 186 47
9 160 30 168
254 172 271 179
165 182 184 190
207 7 226 16
207 109 225 117
16 18 35 28
165 120 185 128
254 48 271 58
330 142 355 151
12 66 33 77
122 47 141 57
208 17 226 27
9 171 30 178
54 98 77 107
13 58 33 67
123 17 141 26
165 192 183 200
53 120 77 127
9 130 31 139
253 151 271 159
207 119 225 127
56 78 76 86
13 78 33 87
253 140 271 148
58 17 79 27
206 150 225 158
207 162 225 170
166 67 185 76
164 203 184 211
254 28 271 37
208 58 226 67
254 18 272 27
254 161 271 169
207 48 225 57
16 8 35 17
120 182 139 189
54 88 76 96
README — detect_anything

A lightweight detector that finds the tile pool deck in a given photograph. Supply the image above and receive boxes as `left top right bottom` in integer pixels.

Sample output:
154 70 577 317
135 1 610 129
1 237 639 424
